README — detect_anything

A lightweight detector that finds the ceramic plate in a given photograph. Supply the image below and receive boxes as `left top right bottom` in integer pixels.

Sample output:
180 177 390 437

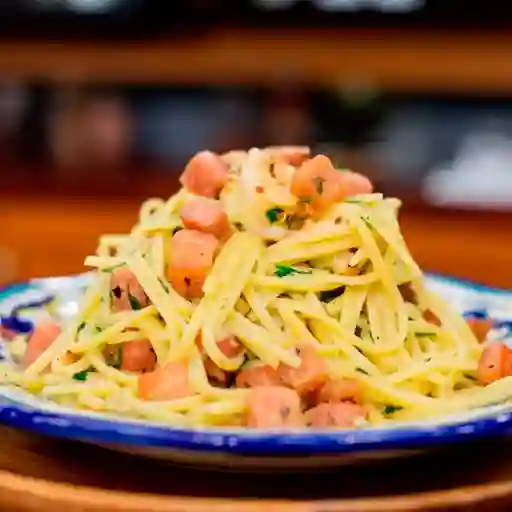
0 273 512 469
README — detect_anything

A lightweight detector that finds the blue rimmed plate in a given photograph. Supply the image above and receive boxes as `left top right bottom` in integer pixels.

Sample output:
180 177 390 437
0 273 512 470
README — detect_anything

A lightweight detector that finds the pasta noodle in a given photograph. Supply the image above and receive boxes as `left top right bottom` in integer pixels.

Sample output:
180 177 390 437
1 146 509 430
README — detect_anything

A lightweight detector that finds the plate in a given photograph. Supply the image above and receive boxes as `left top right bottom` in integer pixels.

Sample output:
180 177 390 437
0 273 512 470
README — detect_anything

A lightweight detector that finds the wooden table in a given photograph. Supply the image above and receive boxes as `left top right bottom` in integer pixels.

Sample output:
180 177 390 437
0 426 511 511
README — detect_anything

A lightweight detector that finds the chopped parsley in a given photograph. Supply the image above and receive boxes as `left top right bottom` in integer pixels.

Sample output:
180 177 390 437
344 197 362 203
76 322 86 334
72 370 89 381
356 367 369 375
274 265 312 278
158 277 170 293
128 292 142 311
101 263 124 273
94 326 103 334
383 405 403 416
464 374 477 381
265 207 284 224
313 176 325 195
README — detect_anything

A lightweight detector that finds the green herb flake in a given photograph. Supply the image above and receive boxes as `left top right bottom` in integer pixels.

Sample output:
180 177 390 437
356 367 369 375
101 263 124 273
383 405 403 416
158 277 170 293
73 370 89 381
313 176 325 195
128 293 142 311
94 326 103 334
265 207 284 224
464 374 478 381
344 197 361 204
76 322 86 334
299 197 312 204
274 265 311 278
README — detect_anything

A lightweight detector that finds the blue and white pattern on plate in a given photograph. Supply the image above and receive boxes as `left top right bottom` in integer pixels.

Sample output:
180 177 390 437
0 273 512 469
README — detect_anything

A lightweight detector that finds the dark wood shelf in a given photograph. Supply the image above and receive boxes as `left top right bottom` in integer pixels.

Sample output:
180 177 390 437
1 28 512 94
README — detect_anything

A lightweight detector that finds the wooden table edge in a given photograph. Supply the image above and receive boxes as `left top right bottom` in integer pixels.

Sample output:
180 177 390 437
0 467 511 512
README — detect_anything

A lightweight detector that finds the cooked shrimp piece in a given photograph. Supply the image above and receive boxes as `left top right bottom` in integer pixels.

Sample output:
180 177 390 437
246 386 304 428
236 363 281 388
305 402 365 428
166 229 219 298
477 342 512 385
180 197 231 240
121 339 156 372
180 150 229 198
23 321 62 368
316 378 361 404
266 146 310 166
467 317 493 343
291 155 374 211
138 362 193 401
110 267 149 312
197 335 243 387
277 345 327 397
338 171 373 197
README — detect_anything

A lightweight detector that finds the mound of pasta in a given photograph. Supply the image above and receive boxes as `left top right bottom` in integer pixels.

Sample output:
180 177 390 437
3 146 512 429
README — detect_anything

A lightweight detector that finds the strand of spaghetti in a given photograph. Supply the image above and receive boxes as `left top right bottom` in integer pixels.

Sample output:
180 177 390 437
264 236 360 265
123 251 190 340
84 255 125 270
137 316 171 364
176 233 262 359
69 306 156 353
346 207 408 345
243 287 289 347
389 358 478 384
226 311 301 368
251 271 377 292
24 278 104 376
85 350 138 389
201 326 246 371
274 301 320 348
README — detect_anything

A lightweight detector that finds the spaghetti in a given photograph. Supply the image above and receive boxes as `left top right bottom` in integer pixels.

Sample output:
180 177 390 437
2 147 511 429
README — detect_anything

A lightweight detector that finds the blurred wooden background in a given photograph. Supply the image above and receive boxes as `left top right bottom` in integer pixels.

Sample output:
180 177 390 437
1 27 512 288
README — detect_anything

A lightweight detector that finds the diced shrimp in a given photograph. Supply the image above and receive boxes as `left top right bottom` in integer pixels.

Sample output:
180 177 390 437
305 402 365 428
247 386 304 428
221 150 247 169
110 267 149 313
467 317 493 343
291 155 343 210
23 321 62 368
180 150 229 198
338 171 373 197
121 339 156 373
236 363 281 388
197 335 243 387
266 146 310 166
316 378 361 404
477 342 512 385
180 197 232 240
291 155 373 211
138 361 193 401
167 229 219 298
217 336 242 358
277 345 327 397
